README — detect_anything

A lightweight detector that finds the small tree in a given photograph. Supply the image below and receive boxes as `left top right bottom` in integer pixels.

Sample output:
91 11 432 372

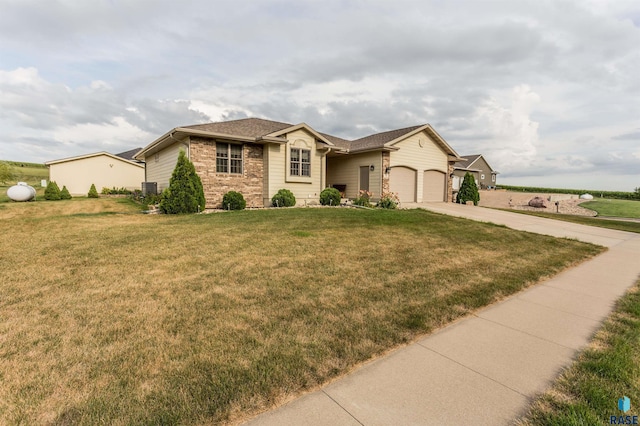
456 172 480 205
44 181 61 200
320 187 341 206
159 150 206 214
0 161 14 184
222 191 246 210
88 183 99 198
60 186 72 200
271 189 296 207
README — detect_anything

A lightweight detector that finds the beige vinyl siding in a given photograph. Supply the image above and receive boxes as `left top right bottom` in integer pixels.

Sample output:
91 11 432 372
145 140 190 192
264 129 325 206
327 152 382 199
389 130 447 202
48 155 144 195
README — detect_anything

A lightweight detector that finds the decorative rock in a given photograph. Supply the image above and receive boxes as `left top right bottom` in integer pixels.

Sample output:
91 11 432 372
580 193 594 200
528 196 548 208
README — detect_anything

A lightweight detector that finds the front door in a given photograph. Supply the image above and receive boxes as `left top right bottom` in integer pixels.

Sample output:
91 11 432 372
359 166 369 192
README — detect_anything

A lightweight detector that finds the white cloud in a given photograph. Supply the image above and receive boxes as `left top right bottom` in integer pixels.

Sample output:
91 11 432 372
0 0 639 190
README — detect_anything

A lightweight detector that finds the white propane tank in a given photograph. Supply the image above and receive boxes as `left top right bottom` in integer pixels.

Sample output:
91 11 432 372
7 182 37 201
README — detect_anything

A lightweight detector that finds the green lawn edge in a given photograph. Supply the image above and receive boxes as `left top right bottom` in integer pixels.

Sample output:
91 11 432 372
517 279 640 425
493 209 640 234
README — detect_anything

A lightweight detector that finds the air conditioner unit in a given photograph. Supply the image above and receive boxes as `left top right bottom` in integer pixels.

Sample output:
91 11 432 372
142 182 157 196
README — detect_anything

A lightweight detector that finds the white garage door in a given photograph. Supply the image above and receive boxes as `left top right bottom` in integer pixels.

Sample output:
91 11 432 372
389 167 416 202
423 170 446 202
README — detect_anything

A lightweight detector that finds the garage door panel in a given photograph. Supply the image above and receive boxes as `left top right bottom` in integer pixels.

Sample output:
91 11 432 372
389 167 416 203
423 170 445 202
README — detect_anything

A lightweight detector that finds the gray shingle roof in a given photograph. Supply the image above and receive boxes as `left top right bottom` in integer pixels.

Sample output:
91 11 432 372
182 118 293 138
453 154 481 169
349 125 424 152
115 147 143 161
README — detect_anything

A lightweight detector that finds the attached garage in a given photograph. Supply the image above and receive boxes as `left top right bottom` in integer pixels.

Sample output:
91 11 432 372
422 170 446 202
389 166 416 202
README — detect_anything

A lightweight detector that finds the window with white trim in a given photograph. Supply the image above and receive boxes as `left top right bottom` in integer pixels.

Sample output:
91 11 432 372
492 174 496 182
216 143 243 174
290 148 311 177
480 174 485 180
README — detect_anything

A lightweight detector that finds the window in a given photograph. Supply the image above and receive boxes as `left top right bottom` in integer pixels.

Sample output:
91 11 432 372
492 174 496 182
290 148 310 177
216 143 243 174
480 174 485 180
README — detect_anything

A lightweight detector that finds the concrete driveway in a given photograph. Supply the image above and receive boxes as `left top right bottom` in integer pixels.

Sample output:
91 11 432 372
244 203 640 425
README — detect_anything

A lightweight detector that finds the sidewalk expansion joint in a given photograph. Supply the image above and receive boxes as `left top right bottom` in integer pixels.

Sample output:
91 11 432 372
321 390 365 426
416 344 528 398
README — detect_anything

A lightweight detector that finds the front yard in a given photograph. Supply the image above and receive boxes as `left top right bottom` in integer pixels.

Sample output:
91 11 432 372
0 199 603 425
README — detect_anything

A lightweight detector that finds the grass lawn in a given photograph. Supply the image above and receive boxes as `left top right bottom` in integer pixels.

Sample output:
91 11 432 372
518 279 640 425
496 209 640 234
580 199 640 219
0 199 604 425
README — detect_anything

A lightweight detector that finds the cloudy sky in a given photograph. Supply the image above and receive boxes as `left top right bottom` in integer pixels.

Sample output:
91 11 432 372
1 0 639 191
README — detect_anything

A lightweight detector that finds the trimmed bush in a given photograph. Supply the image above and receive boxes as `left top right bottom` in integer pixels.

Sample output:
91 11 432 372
456 172 480 205
88 183 99 198
159 150 206 214
222 191 246 210
60 186 72 200
271 189 296 207
377 192 399 209
44 181 61 200
320 187 341 206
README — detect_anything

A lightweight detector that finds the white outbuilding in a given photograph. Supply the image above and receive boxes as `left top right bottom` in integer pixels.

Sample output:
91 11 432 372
45 149 144 196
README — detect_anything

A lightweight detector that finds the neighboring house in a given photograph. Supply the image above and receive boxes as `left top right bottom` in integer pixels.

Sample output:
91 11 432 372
45 149 145 195
452 154 499 190
134 118 463 208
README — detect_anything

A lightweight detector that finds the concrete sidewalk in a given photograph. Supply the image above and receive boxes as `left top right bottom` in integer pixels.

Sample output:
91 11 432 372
244 204 640 425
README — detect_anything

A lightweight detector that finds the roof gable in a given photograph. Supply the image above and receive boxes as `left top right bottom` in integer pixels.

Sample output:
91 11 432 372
454 154 496 173
45 152 145 168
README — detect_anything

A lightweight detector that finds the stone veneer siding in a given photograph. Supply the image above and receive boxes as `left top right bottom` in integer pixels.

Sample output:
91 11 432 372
382 151 390 194
447 162 454 202
189 137 264 208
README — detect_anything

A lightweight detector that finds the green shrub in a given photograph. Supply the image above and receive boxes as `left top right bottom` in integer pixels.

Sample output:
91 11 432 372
320 187 341 206
101 187 110 195
353 190 373 207
271 188 296 207
159 150 206 214
88 183 99 198
60 186 72 200
456 172 480 205
44 181 61 200
377 192 399 209
222 191 246 210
